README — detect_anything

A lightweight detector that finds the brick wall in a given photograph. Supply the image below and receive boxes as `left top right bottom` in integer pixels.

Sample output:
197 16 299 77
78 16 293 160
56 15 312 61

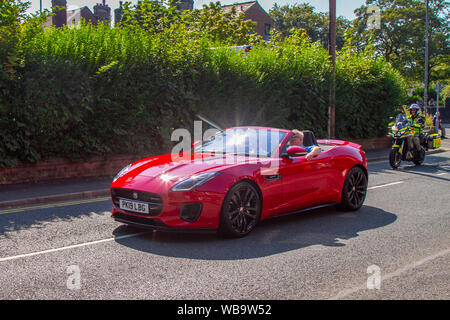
245 3 274 38
0 155 139 185
350 137 392 150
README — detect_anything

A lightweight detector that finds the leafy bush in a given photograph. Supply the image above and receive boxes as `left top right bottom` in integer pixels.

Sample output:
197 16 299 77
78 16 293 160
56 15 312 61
0 1 407 168
335 50 406 138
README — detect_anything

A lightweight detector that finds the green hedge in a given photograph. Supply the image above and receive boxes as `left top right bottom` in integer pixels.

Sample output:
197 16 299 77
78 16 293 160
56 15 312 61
0 24 406 168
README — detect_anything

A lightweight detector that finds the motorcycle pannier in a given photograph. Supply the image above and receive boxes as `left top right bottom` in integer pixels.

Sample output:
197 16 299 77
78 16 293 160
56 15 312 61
427 134 441 149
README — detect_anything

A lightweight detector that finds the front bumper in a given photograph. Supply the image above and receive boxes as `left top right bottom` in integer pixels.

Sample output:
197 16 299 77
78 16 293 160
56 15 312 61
110 186 225 230
112 211 216 233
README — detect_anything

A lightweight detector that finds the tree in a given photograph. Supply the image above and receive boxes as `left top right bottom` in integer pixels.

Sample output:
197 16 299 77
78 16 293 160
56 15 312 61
119 0 185 33
0 0 29 80
348 0 450 82
119 1 258 45
188 2 258 45
269 3 351 50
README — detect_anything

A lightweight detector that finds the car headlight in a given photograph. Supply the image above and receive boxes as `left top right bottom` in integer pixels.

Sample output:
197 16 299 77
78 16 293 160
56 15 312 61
171 172 221 192
113 164 132 182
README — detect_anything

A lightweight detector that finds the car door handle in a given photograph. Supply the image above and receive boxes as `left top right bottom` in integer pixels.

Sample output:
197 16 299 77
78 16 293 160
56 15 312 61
264 174 282 181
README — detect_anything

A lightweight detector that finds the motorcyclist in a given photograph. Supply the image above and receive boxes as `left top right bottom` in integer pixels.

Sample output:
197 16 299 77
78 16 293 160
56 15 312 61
406 104 425 159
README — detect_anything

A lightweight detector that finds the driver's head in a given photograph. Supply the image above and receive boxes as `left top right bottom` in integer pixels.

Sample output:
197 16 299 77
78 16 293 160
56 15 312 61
290 130 304 146
409 104 420 118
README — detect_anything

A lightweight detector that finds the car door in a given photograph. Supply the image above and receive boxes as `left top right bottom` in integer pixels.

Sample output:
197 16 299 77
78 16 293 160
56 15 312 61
277 151 335 214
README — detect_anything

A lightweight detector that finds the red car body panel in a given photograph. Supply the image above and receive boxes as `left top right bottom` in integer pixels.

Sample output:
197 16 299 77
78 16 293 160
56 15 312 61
111 128 368 231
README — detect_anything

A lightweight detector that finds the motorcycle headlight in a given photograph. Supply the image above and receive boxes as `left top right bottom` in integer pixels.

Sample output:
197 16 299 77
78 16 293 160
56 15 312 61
113 164 132 182
171 172 221 192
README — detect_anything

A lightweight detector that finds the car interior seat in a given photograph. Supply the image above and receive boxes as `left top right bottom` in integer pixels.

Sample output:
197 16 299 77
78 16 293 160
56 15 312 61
302 130 318 146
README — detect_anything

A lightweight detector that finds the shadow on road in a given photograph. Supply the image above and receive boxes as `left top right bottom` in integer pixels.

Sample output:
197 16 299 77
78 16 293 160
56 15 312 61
368 152 449 178
0 200 112 237
400 164 450 182
113 205 397 260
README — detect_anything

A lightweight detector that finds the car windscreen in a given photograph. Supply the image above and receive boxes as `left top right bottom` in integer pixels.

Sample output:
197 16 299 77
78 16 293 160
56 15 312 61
194 128 287 157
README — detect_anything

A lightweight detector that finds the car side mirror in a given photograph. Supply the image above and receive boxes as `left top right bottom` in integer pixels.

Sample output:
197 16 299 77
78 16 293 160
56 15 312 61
286 146 307 156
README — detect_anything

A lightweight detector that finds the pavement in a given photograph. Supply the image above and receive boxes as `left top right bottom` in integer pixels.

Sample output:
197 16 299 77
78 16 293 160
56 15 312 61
0 130 448 210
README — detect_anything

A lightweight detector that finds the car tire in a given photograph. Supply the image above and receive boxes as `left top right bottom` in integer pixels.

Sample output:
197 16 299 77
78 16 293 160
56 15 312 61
218 181 261 238
338 166 368 211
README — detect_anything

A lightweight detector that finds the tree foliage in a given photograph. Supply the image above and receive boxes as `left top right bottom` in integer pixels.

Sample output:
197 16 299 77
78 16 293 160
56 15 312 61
120 0 259 45
269 3 351 50
348 0 450 82
0 0 29 81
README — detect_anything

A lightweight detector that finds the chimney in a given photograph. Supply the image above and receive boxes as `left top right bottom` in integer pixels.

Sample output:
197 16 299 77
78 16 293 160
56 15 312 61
114 1 124 27
172 0 194 12
94 1 111 24
52 0 67 27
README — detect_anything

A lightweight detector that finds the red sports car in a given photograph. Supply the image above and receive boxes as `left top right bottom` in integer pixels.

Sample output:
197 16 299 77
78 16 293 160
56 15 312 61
111 127 368 237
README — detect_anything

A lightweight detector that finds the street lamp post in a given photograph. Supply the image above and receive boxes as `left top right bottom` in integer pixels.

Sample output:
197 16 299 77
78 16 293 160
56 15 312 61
436 81 441 133
424 0 430 114
328 0 336 139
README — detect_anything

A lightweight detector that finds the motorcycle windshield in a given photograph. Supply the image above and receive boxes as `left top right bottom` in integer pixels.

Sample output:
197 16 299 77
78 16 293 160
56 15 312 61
395 114 408 129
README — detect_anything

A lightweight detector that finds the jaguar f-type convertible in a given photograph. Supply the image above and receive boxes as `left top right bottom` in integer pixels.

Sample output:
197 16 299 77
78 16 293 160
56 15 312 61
111 127 368 237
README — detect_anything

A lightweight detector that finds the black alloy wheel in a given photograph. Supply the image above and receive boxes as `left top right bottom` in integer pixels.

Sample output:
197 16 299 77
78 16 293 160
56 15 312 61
219 181 261 238
339 166 368 211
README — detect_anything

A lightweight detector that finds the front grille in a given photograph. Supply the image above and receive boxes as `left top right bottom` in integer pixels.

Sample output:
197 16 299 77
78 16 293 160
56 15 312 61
111 188 163 216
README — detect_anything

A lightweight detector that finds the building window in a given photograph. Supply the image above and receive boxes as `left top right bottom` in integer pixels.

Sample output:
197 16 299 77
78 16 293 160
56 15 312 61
264 24 271 40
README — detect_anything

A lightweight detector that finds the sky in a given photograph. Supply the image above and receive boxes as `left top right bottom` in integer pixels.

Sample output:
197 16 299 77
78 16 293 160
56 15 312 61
27 0 367 20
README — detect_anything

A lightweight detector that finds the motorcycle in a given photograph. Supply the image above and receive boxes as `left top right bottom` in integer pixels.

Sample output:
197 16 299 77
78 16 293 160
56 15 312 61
388 113 427 169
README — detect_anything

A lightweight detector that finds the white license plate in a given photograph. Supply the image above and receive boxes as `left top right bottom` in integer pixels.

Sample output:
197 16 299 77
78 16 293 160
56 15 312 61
119 199 149 214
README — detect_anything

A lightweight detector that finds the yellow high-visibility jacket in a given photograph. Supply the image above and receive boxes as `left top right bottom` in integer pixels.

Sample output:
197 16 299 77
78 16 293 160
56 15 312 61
408 114 425 135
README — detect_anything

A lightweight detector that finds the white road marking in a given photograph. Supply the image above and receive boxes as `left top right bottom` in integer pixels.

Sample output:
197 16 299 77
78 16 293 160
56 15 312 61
329 247 450 300
0 197 111 215
436 172 447 176
0 232 147 263
368 181 404 190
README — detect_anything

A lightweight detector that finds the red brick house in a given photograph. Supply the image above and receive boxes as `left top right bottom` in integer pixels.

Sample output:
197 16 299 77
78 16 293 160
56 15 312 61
44 0 111 28
66 6 98 27
221 1 273 40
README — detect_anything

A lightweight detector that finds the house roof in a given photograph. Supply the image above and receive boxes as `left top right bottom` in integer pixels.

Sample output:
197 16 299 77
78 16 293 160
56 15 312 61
221 1 257 14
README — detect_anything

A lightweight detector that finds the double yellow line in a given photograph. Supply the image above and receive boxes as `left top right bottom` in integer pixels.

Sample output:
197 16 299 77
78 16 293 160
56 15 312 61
0 197 111 215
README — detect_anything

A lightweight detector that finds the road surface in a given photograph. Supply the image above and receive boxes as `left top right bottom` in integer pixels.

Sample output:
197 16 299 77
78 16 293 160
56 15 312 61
0 150 449 300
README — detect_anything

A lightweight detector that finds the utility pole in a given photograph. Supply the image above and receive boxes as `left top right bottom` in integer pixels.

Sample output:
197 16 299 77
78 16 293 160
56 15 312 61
328 0 336 139
424 0 430 114
40 0 42 12
436 81 441 133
